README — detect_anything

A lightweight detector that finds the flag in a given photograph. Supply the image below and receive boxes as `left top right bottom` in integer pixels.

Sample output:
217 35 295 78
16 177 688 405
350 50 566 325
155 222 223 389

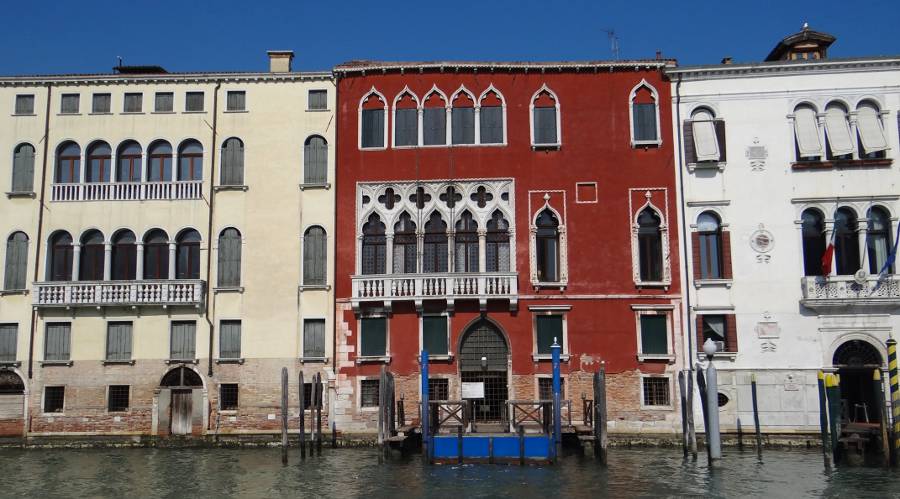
872 219 900 293
821 221 836 276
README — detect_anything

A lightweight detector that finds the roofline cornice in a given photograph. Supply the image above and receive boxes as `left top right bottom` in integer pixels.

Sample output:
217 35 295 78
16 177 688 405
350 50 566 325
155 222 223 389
0 71 334 87
334 60 676 76
665 57 900 80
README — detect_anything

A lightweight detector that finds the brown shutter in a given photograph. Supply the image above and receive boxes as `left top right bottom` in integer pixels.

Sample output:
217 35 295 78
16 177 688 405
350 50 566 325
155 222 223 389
725 315 738 352
682 121 697 165
691 232 701 280
722 231 733 279
715 120 727 162
696 314 704 349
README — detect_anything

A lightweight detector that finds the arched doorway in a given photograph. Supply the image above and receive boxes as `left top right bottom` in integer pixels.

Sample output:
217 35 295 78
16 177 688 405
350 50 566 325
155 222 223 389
0 370 25 436
833 340 883 423
160 367 203 435
459 319 509 426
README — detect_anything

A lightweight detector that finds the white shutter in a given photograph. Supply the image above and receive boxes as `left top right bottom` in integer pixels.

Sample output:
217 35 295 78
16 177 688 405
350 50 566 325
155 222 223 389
793 106 823 157
690 110 720 162
824 106 853 156
856 103 888 154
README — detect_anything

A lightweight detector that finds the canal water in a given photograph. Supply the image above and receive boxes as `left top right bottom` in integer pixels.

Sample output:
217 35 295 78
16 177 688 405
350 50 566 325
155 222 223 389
1 446 899 498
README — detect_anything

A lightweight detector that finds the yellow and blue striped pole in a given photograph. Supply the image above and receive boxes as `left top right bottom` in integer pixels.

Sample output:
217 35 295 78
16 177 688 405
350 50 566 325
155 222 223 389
887 338 900 461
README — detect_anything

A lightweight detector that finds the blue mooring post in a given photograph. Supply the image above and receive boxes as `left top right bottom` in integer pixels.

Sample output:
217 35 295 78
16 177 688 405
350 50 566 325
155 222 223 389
551 338 562 460
421 350 430 459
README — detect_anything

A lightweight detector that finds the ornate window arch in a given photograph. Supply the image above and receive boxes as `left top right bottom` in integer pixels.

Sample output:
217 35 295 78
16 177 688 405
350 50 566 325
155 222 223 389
629 80 661 146
359 88 388 150
630 192 671 286
478 85 506 145
422 85 449 146
392 87 420 148
450 86 476 145
361 213 386 275
529 198 567 287
530 84 561 147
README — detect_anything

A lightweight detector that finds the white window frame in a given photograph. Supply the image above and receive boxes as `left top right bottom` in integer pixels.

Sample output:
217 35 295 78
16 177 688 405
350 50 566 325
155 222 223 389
854 99 889 156
529 305 570 361
391 86 421 149
628 79 662 147
358 87 388 151
632 304 675 362
788 102 824 161
529 194 568 289
358 377 381 411
421 85 450 148
356 315 390 363
300 316 328 362
41 385 65 415
477 84 508 147
529 84 562 148
450 85 478 146
630 189 672 288
419 312 452 360
534 373 567 400
224 90 248 113
639 374 673 410
105 384 131 413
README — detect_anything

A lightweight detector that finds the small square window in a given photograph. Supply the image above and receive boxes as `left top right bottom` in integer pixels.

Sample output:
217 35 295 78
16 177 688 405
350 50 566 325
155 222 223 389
15 95 35 115
360 317 387 357
538 377 565 401
360 379 380 408
422 316 448 356
124 93 143 113
154 92 172 113
642 377 670 406
428 378 449 401
226 91 246 112
535 315 563 355
44 386 65 413
60 94 79 114
308 90 327 110
92 93 111 113
107 385 130 412
639 314 668 355
576 182 598 203
220 383 238 411
185 92 204 112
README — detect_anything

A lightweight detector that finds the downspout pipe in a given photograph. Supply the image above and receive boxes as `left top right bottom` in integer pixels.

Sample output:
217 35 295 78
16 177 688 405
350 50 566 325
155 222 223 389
205 81 221 377
27 83 53 380
674 74 695 368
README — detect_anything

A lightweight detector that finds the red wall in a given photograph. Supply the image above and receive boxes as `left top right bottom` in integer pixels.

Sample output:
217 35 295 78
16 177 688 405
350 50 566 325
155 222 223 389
335 66 680 378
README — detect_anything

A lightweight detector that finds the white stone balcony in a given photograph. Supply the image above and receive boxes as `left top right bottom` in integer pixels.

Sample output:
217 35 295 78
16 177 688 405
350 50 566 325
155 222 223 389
51 181 203 202
33 280 205 308
351 272 518 312
800 275 900 311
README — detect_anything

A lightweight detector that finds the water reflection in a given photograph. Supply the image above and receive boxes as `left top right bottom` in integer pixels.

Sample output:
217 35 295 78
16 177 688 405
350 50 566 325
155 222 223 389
1 447 898 498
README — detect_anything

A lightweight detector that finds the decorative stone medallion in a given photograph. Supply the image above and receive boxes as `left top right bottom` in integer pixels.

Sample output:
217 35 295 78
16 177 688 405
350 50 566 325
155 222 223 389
750 224 774 254
746 137 768 171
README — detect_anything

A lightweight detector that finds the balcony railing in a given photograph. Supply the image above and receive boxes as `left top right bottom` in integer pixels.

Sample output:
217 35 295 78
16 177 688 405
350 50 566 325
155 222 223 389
33 280 205 308
351 272 518 311
800 275 900 311
51 181 203 202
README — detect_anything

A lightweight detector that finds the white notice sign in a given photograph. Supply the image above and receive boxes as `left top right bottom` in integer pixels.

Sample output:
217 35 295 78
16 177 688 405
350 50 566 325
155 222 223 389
461 382 485 399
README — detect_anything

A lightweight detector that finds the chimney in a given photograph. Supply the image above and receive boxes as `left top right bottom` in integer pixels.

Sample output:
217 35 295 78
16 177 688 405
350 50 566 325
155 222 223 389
655 50 662 60
267 50 294 73
721 57 733 65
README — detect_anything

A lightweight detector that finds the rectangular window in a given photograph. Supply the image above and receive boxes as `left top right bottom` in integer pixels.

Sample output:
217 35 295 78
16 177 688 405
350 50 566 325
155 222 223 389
633 103 658 142
642 377 670 407
15 95 35 115
92 93 111 113
360 318 386 357
423 107 446 145
699 314 737 353
124 93 143 113
533 107 558 145
361 109 385 148
538 377 565 401
394 108 418 146
639 315 668 355
170 321 196 360
303 382 324 409
219 320 241 359
43 386 65 413
44 323 71 361
480 106 504 144
308 90 327 110
107 385 130 412
422 316 448 356
451 107 475 144
0 324 16 362
226 91 246 112
303 319 326 358
429 378 449 401
105 322 133 361
535 315 563 355
220 383 239 411
153 92 172 113
60 94 79 114
360 379 380 408
185 92 204 112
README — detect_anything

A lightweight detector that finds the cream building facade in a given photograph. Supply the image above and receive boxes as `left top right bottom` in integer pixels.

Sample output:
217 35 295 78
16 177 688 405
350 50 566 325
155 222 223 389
0 52 336 439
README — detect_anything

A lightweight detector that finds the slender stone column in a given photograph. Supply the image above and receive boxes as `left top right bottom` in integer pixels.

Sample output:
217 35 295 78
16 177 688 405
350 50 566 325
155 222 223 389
135 242 144 280
103 242 112 281
385 235 394 274
478 229 487 273
168 242 177 279
71 243 82 281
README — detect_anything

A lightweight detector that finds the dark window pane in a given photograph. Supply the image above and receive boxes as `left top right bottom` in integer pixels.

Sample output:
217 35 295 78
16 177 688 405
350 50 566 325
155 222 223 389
220 384 239 410
640 315 668 355
361 109 384 148
480 106 503 144
533 107 557 144
642 377 670 406
633 103 658 142
154 93 172 112
423 316 448 356
107 385 130 412
44 386 65 413
452 107 475 144
394 108 418 147
360 318 386 357
360 379 379 407
536 315 563 354
423 107 446 145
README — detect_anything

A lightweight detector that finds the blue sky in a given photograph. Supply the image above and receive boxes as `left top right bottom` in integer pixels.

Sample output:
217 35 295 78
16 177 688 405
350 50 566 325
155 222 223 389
2 0 898 74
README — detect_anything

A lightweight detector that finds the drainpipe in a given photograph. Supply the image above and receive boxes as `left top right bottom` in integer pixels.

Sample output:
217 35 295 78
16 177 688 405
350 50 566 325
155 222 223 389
330 73 339 426
27 83 53 380
205 81 221 377
674 74 695 368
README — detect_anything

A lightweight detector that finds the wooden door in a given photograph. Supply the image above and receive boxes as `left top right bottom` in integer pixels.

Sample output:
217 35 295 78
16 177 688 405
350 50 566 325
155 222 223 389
171 390 192 435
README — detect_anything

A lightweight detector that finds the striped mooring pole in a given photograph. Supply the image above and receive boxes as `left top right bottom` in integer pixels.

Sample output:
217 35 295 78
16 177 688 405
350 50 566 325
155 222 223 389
887 338 900 459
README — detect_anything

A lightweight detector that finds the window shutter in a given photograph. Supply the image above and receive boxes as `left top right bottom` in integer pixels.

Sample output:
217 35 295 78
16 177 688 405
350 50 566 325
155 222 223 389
227 92 245 112
793 107 823 157
715 120 727 162
536 315 563 354
534 108 557 144
5 233 26 290
0 325 16 362
682 122 697 164
691 232 701 281
856 103 888 154
451 108 475 144
46 324 70 361
824 107 853 156
690 110 720 162
222 140 234 185
422 316 448 355
13 145 35 192
304 137 327 184
218 231 241 287
361 318 386 357
303 229 326 285
15 95 34 115
480 106 503 144
107 323 132 360
696 315 704 349
634 103 657 142
395 109 418 147
303 320 325 358
639 315 667 355
423 108 446 145
220 321 241 359
724 315 738 353
171 322 196 360
722 231 733 279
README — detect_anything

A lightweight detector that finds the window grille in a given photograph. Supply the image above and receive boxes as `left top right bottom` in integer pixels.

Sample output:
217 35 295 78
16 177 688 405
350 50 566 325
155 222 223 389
642 377 670 406
107 385 130 412
15 95 34 115
220 384 239 411
538 377 565 401
44 386 65 413
360 379 379 407
429 378 449 401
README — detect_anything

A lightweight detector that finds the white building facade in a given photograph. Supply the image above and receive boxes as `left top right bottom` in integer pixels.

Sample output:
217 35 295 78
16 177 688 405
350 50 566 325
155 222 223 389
670 29 900 434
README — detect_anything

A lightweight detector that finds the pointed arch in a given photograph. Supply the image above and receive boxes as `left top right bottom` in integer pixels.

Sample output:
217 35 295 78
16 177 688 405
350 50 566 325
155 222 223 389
450 85 476 145
361 213 387 275
530 84 561 147
422 85 448 146
392 86 420 148
359 87 388 149
479 84 506 145
629 79 661 146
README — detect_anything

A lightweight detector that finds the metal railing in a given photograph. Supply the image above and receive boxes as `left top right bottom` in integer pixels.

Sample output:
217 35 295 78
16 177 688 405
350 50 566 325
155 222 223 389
51 181 203 202
33 280 205 307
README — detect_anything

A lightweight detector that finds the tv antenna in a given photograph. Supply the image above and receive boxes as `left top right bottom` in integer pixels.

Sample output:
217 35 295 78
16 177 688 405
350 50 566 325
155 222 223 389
603 29 620 60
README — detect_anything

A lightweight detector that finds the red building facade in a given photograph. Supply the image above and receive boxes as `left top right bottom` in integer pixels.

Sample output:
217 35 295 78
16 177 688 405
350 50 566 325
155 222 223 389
333 60 683 434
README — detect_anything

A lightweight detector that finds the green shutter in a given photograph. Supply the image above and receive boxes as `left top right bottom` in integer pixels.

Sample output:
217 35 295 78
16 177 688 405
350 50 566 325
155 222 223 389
640 315 668 355
361 318 386 357
220 321 241 359
45 323 70 361
0 325 17 362
422 316 448 355
303 319 325 358
536 315 563 354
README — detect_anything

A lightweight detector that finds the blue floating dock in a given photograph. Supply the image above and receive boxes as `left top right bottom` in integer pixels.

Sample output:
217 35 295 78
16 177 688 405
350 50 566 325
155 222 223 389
431 434 554 464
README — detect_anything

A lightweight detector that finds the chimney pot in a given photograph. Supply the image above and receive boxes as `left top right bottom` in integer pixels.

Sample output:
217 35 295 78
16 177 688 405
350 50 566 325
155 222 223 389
267 50 294 73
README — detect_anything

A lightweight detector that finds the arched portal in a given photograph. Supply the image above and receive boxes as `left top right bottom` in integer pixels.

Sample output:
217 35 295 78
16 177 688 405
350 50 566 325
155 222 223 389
833 339 883 423
458 319 509 425
0 370 25 436
159 367 203 436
